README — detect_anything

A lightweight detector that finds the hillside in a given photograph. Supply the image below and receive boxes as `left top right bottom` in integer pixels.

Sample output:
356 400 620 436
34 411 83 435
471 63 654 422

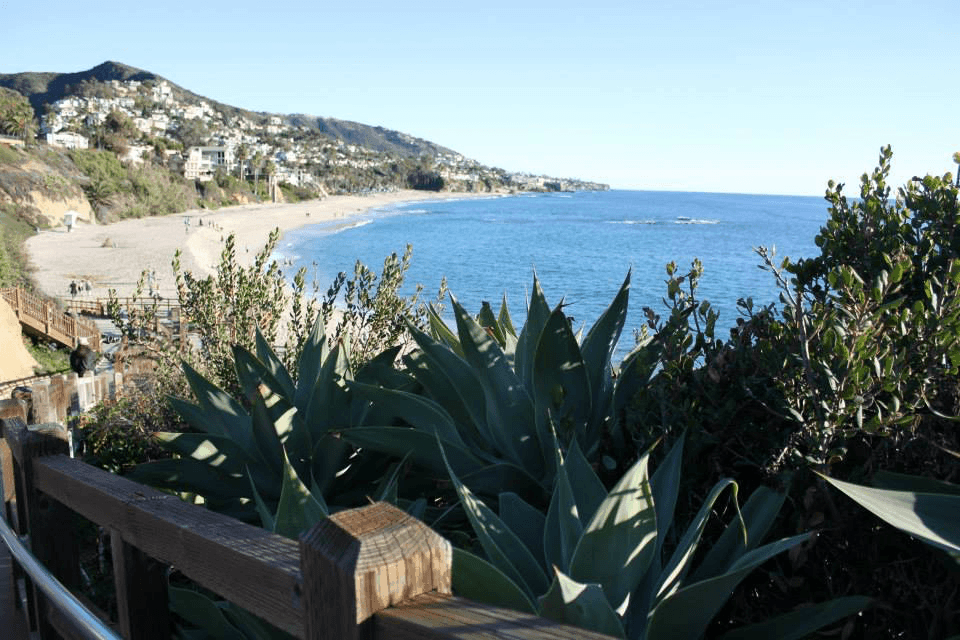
0 61 457 159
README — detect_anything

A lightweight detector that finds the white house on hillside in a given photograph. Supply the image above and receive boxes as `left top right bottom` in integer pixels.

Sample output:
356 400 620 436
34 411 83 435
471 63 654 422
46 132 89 150
183 146 234 181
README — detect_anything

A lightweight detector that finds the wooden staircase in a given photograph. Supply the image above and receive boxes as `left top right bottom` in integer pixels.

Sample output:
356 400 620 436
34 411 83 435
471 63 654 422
1 288 100 352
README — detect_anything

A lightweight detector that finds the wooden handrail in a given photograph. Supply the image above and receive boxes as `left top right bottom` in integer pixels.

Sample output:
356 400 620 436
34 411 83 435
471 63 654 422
1 288 100 351
0 417 615 640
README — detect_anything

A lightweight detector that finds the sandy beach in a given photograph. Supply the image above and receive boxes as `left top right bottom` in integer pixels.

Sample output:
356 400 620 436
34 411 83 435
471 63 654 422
26 190 486 301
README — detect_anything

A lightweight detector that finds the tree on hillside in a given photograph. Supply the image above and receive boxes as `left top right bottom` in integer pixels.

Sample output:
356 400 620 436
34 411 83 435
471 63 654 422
235 143 248 180
252 150 264 195
0 89 37 144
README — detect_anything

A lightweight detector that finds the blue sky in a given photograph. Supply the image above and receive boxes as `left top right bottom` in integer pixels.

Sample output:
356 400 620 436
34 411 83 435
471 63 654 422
3 0 957 195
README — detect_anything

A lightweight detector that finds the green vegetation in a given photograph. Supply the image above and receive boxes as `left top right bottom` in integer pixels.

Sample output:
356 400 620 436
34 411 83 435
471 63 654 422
24 337 71 375
0 203 34 288
0 87 37 143
67 149 960 638
69 148 195 221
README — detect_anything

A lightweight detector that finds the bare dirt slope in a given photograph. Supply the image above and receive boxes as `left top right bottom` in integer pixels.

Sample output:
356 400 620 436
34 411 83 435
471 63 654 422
0 298 38 382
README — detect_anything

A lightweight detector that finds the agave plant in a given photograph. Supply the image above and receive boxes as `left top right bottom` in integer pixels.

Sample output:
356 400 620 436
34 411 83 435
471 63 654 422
129 317 404 537
341 272 656 501
443 433 870 639
821 471 960 555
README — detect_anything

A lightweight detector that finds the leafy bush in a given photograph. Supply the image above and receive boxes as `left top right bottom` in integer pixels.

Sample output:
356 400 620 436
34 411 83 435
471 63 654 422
0 202 35 288
69 148 194 220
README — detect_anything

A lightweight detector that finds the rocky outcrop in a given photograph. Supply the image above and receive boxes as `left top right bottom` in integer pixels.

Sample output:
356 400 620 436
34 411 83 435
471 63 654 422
0 148 95 227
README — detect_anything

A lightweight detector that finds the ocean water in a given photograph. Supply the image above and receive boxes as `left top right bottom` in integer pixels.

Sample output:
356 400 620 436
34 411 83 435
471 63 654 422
280 190 830 361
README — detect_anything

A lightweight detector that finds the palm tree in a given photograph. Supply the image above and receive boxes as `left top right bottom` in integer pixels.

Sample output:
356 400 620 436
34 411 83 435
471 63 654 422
953 152 960 187
252 151 264 197
235 143 248 181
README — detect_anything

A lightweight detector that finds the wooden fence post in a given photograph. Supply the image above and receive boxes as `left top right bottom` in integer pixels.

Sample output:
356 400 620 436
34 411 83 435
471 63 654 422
299 501 452 640
1 418 79 638
111 529 170 640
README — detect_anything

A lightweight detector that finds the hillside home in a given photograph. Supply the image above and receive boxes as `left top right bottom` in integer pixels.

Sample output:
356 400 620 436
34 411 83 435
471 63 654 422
183 146 234 181
45 132 89 150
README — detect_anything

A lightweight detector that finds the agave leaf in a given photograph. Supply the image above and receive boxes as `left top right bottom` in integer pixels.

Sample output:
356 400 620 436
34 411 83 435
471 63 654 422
168 396 226 438
153 432 248 474
303 340 350 441
871 471 960 496
610 343 659 448
544 448 584 574
247 467 276 530
168 587 245 640
427 303 465 357
181 361 255 455
538 569 626 639
458 463 547 505
441 440 550 599
128 458 248 501
478 300 506 347
347 381 466 448
692 485 785 582
452 297 540 474
516 274 553 395
273 449 328 539
254 327 296 400
452 548 537 614
373 452 411 504
580 271 630 435
655 479 740 604
354 345 412 391
406 497 427 520
309 434 353 498
342 427 485 477
533 306 593 450
645 534 810 640
234 345 310 459
498 293 518 338
499 492 547 568
627 437 684 637
648 436 684 559
405 321 490 445
821 474 960 553
716 595 872 640
568 452 657 610
247 386 289 476
565 439 607 527
294 313 327 414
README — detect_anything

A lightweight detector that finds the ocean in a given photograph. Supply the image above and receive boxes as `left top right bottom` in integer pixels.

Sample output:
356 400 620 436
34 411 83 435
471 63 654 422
279 190 830 361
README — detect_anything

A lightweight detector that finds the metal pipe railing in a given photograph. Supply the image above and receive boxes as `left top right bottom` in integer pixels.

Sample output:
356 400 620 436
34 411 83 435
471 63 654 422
0 515 120 640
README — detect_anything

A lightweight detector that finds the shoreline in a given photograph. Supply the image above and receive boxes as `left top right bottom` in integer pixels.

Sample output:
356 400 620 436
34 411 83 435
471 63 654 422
25 190 500 302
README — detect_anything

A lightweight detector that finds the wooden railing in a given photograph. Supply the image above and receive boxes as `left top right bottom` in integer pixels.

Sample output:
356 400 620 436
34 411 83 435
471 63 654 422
0 417 612 640
1 288 100 351
60 297 180 318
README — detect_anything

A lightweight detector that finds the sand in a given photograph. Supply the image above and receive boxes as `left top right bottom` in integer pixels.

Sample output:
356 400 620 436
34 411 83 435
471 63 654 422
25 190 488 301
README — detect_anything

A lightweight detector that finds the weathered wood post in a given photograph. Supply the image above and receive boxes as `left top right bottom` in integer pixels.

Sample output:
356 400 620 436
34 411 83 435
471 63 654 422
299 501 452 640
1 418 80 638
111 530 170 640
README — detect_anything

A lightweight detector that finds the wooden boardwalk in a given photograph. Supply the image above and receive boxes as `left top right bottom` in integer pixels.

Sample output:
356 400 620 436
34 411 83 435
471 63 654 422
1 287 100 352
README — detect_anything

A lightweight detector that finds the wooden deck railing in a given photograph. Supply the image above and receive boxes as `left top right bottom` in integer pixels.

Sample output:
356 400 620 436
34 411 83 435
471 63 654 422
0 417 613 640
60 297 181 318
1 288 100 351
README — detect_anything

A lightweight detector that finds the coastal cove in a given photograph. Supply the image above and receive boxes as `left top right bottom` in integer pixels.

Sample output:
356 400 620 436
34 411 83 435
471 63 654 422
281 190 831 359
